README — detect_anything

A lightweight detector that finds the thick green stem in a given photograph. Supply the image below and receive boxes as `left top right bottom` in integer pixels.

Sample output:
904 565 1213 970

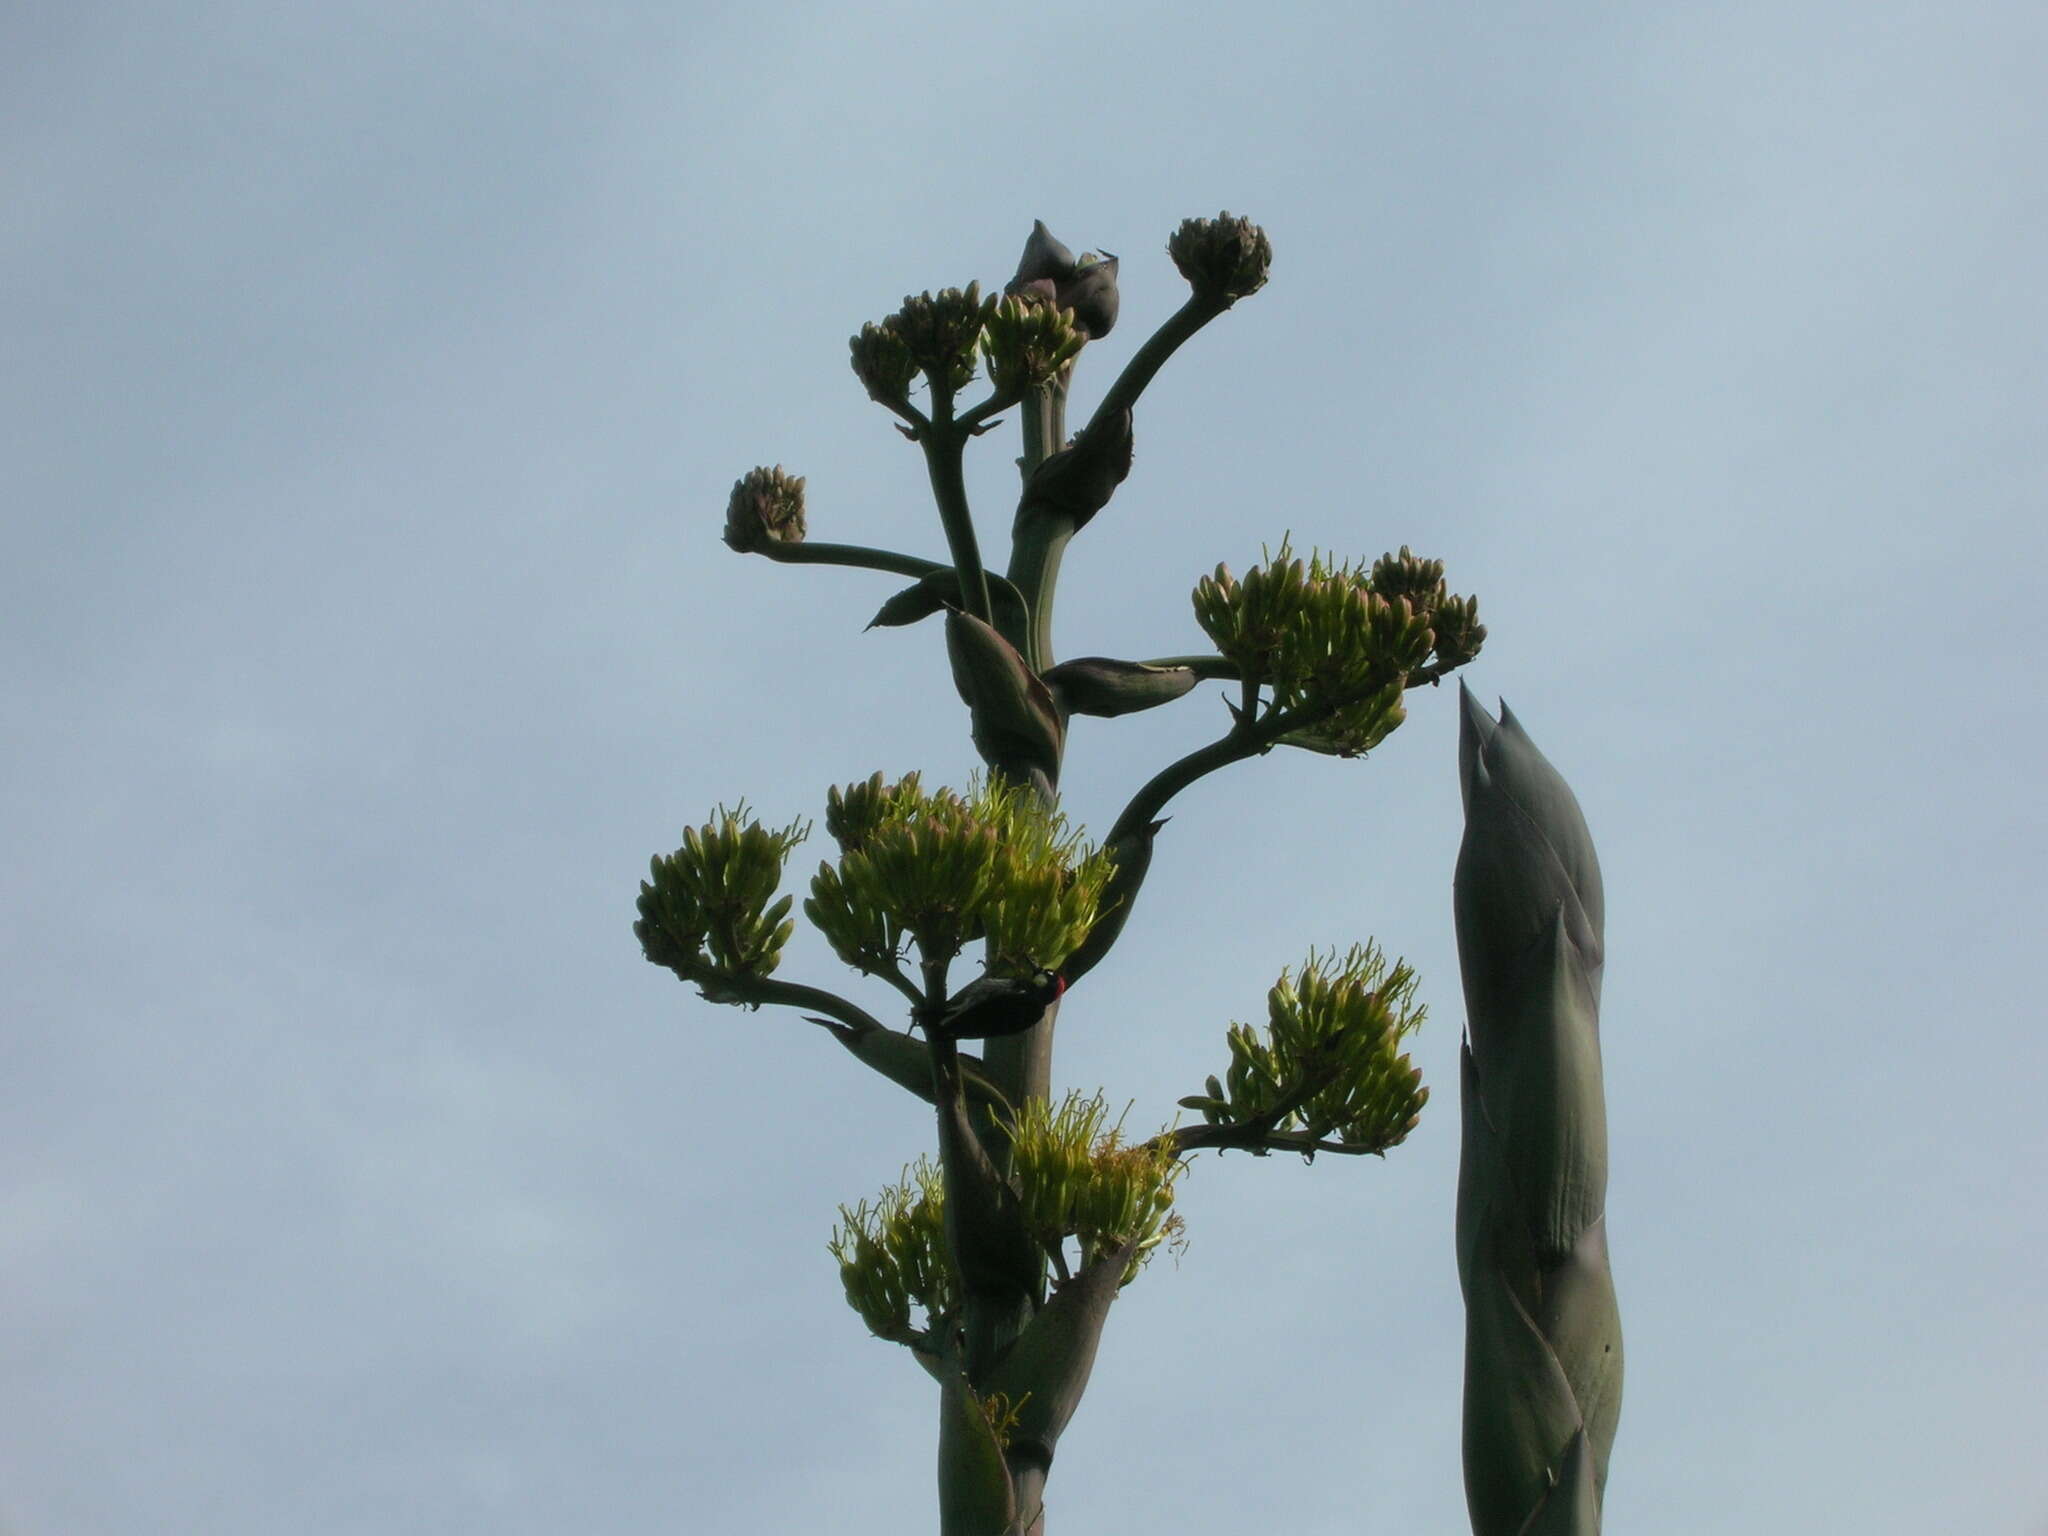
1137 653 1240 679
1018 380 1061 477
1088 676 1407 991
1138 652 1469 692
1004 510 1076 673
1082 294 1225 438
923 410 995 625
1005 378 1070 669
755 541 945 579
1007 301 1220 675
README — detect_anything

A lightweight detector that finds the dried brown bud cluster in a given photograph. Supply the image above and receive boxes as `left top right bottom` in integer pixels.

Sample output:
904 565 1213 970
849 321 917 410
887 284 998 394
1167 212 1272 304
723 465 807 553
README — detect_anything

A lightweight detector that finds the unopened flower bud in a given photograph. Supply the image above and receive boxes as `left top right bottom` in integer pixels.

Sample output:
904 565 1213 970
1011 219 1076 290
1430 594 1487 669
1006 220 1120 339
888 284 996 393
982 292 1086 398
1059 253 1119 339
1167 212 1272 304
723 465 806 553
1370 546 1448 611
849 321 917 410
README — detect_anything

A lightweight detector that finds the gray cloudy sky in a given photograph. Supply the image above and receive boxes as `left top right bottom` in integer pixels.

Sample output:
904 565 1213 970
5 3 2044 1532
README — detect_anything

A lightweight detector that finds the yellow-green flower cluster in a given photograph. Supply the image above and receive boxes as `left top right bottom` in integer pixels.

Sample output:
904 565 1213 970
1191 540 1480 756
981 292 1086 400
805 776 1113 978
1010 1092 1184 1283
828 1159 955 1345
973 1390 1027 1449
823 771 934 854
636 805 808 983
1180 943 1429 1154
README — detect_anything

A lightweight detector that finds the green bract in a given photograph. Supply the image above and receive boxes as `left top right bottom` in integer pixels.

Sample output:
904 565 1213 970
635 804 808 983
804 776 1113 977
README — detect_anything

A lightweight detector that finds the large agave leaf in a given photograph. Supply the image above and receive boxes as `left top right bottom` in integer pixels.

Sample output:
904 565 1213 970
811 1018 1014 1122
1062 816 1166 985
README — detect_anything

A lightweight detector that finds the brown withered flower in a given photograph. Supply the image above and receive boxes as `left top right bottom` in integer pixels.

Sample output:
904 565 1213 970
723 465 806 553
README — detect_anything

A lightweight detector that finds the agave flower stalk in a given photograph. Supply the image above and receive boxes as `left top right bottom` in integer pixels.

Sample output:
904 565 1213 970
653 214 1502 1535
1453 687 1622 1534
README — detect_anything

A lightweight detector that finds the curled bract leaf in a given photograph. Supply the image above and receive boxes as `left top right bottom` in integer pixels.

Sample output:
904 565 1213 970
945 608 1064 786
981 1230 1142 1469
865 568 1031 634
722 466 806 553
811 1016 1014 1122
1019 408 1133 534
1043 656 1198 719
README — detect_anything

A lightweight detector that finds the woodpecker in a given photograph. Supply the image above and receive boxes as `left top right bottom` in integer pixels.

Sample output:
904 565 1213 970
919 969 1065 1040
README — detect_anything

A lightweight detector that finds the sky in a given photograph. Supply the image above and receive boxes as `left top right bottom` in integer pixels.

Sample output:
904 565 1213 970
4 2 2044 1532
